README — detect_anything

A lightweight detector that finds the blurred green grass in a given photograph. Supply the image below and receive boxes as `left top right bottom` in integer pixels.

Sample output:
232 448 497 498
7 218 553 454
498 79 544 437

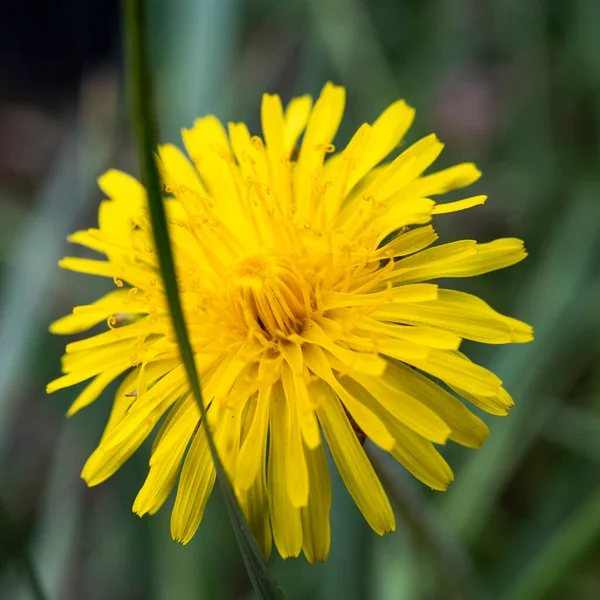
1 0 599 599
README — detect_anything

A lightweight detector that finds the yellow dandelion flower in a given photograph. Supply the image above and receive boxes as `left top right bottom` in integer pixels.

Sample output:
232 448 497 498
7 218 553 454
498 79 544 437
48 82 533 562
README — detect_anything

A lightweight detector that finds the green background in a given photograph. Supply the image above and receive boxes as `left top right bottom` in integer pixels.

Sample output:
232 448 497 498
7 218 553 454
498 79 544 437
1 0 599 598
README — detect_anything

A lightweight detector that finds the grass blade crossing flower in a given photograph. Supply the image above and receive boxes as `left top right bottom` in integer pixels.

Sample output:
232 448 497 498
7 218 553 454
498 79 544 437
48 82 533 562
120 1 282 597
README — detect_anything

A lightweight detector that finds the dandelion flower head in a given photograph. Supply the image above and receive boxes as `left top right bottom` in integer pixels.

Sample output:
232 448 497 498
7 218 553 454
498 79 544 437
48 83 533 562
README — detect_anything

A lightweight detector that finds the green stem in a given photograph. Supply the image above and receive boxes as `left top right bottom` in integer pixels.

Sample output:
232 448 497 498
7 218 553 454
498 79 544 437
122 1 283 597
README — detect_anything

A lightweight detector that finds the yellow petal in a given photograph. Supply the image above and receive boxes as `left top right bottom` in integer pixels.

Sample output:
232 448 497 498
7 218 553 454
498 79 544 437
343 378 454 490
336 383 401 450
66 365 129 417
201 355 248 402
283 95 313 155
98 168 146 206
374 289 533 345
64 318 154 354
279 365 310 507
150 392 200 463
384 360 489 448
158 143 206 196
279 340 303 375
97 200 132 243
67 229 113 255
237 458 272 559
234 391 272 558
301 441 332 563
47 368 101 394
375 198 435 243
268 383 303 557
366 133 444 203
101 367 187 450
294 82 346 222
82 383 181 487
280 360 321 449
453 385 514 416
347 100 415 192
321 124 371 222
133 396 197 517
391 239 477 271
170 414 220 544
261 93 291 213
100 358 180 444
134 444 185 517
405 349 502 397
402 163 481 198
432 195 487 215
50 311 110 335
302 344 394 451
58 257 116 278
82 429 149 487
301 320 386 376
447 357 514 415
101 367 142 438
346 374 451 444
181 116 242 230
323 283 438 310
314 381 395 535
226 122 272 231
357 320 461 351
63 289 150 322
374 225 438 260
219 399 248 481
61 339 139 376
96 169 147 242
235 386 271 491
390 424 454 491
262 94 285 157
387 238 527 285
374 337 429 362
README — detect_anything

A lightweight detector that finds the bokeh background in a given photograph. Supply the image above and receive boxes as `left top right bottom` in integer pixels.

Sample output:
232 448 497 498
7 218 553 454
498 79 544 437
1 1 599 599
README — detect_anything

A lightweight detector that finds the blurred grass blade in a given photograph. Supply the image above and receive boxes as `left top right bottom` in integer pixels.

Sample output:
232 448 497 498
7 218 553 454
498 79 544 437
122 1 284 597
0 119 112 457
13 428 83 600
0 498 48 600
441 188 600 542
500 483 600 600
307 0 399 110
543 402 600 463
154 0 238 141
320 459 369 600
371 451 488 600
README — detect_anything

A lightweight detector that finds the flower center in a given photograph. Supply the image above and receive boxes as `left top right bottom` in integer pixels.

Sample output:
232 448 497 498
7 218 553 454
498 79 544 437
228 254 315 342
